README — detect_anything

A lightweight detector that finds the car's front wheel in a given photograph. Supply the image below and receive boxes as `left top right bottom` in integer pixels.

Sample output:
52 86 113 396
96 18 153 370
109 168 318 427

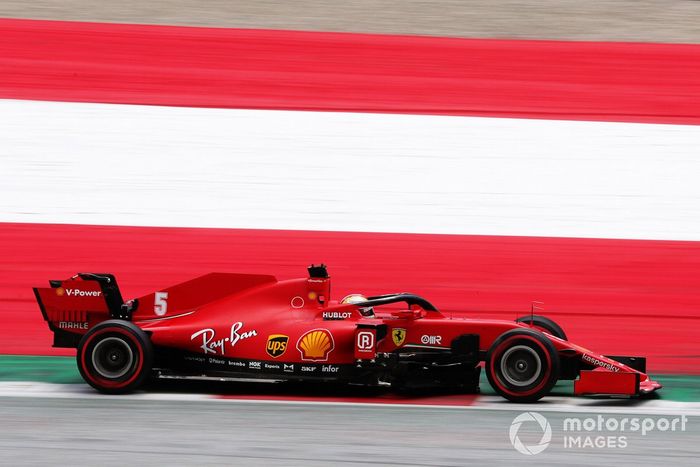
486 328 559 402
77 320 153 394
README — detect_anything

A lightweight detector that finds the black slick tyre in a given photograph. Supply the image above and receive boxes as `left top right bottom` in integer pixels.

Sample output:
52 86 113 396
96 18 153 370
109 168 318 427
77 320 153 394
486 328 559 402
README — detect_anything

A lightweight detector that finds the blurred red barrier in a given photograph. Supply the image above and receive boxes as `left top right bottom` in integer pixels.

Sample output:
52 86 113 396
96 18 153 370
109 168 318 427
0 18 699 123
1 223 698 373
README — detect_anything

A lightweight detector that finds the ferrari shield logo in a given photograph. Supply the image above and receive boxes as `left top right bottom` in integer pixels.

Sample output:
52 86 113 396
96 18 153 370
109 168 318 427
391 328 406 347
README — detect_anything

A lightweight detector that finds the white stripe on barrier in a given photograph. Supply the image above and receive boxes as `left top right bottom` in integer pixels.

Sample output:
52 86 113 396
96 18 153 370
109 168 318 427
1 99 699 240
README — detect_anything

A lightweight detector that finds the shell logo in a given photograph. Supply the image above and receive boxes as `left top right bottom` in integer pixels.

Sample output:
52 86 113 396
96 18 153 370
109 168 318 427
55 287 65 296
296 329 335 361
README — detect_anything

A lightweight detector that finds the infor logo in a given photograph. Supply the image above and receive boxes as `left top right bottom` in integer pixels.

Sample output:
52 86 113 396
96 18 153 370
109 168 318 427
509 412 552 455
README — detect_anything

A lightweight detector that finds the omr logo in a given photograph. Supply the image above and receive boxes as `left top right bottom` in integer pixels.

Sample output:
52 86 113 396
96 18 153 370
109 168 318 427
509 412 552 455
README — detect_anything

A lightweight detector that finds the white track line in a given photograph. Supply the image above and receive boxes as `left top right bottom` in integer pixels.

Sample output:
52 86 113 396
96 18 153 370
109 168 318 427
2 382 699 415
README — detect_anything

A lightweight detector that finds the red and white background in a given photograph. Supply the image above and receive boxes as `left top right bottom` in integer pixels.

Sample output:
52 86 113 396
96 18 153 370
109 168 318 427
1 18 699 373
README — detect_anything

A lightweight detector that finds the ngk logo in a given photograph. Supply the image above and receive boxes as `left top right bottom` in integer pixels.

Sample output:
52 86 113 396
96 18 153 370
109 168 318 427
354 330 376 359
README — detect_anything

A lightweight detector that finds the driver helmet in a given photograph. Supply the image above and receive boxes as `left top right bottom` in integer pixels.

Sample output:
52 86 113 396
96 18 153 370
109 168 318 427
341 293 374 316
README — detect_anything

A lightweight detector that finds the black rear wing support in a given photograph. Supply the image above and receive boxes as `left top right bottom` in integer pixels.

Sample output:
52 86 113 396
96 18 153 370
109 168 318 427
64 273 136 319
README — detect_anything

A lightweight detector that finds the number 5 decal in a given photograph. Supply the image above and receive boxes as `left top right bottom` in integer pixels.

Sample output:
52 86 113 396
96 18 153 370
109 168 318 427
154 291 168 316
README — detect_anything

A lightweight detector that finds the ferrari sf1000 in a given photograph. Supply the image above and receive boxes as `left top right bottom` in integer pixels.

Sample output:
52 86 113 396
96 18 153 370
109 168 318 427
34 265 661 402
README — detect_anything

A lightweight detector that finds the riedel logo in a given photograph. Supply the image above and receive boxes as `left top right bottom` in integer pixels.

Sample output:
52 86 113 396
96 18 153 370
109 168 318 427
356 331 375 350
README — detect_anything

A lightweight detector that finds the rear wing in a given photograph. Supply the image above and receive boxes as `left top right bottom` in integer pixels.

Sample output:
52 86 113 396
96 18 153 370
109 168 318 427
33 273 126 347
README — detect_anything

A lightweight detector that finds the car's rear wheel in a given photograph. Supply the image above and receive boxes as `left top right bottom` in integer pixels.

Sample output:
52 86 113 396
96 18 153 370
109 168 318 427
486 328 559 402
77 320 152 394
516 315 567 341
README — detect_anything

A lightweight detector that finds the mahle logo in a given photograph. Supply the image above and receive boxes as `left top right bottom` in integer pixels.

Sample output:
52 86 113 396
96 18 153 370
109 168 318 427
266 334 289 358
510 412 552 455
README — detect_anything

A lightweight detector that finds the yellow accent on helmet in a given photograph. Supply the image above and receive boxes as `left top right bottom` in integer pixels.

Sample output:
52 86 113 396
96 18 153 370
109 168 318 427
340 294 374 316
341 294 368 305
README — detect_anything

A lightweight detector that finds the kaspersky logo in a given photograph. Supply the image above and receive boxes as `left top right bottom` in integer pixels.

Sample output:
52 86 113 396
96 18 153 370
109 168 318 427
56 287 101 297
582 353 620 372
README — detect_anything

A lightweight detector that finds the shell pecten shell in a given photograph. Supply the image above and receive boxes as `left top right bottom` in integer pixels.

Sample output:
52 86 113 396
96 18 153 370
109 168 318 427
297 329 335 361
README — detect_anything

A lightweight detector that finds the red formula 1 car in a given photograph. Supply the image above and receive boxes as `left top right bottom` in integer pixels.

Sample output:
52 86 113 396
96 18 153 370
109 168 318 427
34 265 661 402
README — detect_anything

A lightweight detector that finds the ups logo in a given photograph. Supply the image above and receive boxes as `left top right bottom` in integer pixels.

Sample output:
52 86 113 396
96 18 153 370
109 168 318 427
266 334 289 358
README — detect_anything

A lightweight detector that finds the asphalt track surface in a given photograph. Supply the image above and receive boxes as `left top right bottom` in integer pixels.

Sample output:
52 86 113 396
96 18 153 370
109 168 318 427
0 395 697 466
1 0 700 43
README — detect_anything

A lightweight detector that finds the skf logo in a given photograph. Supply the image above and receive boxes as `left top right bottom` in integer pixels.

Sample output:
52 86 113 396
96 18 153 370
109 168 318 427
266 334 289 358
391 328 406 347
354 329 376 359
297 329 335 361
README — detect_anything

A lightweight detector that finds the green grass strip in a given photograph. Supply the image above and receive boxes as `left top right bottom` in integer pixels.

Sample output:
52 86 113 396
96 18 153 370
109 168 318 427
0 355 81 384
